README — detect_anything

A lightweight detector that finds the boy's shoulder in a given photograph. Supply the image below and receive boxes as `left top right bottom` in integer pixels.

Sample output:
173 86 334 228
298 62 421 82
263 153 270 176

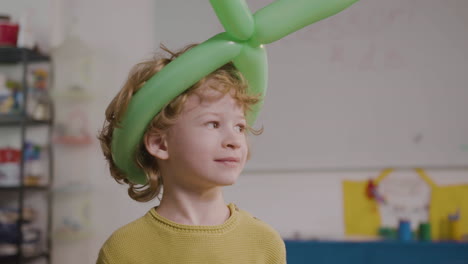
235 205 286 260
97 211 157 263
235 205 284 241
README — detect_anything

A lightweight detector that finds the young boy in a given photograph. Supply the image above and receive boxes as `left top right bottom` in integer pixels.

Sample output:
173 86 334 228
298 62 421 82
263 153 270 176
97 44 286 263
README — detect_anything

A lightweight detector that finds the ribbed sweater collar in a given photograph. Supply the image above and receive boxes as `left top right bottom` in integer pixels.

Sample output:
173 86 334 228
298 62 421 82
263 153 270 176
148 203 240 234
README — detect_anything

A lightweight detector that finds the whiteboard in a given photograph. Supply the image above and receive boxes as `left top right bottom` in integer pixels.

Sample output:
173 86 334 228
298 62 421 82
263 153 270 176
155 0 468 171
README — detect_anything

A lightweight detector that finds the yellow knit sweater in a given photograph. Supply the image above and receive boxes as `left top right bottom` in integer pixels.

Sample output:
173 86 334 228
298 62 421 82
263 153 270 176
97 203 286 264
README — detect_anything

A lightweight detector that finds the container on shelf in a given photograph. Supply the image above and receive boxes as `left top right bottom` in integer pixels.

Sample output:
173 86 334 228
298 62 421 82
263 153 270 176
0 15 19 47
0 147 20 186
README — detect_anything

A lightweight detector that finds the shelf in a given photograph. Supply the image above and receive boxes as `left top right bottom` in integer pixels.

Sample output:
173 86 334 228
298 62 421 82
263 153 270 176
0 47 50 64
0 114 52 126
0 185 50 191
0 252 49 263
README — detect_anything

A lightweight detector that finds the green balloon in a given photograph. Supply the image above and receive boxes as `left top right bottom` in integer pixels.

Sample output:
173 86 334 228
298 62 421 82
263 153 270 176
232 44 268 125
253 0 359 44
209 0 254 41
111 0 360 184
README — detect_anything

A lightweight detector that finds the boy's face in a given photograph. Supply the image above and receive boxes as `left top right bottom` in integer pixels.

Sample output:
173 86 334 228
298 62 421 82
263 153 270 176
163 85 248 190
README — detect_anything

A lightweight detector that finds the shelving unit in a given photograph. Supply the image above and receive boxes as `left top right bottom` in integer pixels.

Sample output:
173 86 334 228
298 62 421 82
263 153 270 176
0 252 50 264
0 47 54 264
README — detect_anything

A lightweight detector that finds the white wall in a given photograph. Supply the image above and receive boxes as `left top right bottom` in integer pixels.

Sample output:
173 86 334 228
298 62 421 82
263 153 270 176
2 1 468 264
48 1 157 263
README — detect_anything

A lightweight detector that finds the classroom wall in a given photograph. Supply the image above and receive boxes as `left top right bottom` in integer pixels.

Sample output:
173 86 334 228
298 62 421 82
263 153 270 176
153 0 468 171
46 1 158 263
1 1 468 264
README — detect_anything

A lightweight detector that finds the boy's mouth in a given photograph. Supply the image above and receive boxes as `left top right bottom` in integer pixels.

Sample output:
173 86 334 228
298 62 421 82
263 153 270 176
214 157 240 167
215 157 240 162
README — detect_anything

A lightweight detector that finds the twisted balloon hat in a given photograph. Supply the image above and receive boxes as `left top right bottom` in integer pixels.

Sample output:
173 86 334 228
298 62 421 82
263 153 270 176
112 0 359 184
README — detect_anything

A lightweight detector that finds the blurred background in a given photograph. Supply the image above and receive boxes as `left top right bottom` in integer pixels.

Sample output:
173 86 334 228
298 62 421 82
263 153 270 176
0 0 467 263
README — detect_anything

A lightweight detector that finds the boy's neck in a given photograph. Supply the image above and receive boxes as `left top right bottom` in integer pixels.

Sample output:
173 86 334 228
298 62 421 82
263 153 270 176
156 187 230 226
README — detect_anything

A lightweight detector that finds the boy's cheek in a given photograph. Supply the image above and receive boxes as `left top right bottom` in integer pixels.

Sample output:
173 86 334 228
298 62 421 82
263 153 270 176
242 148 249 163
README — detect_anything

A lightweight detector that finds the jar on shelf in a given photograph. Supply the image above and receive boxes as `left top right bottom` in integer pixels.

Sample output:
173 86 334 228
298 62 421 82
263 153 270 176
0 15 19 47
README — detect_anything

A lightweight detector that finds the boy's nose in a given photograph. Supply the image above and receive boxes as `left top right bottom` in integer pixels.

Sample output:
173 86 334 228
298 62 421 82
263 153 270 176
225 141 240 149
223 138 241 149
222 130 242 149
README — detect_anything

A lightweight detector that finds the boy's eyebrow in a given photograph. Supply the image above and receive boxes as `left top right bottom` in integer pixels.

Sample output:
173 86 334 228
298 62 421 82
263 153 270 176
195 112 221 119
196 112 246 121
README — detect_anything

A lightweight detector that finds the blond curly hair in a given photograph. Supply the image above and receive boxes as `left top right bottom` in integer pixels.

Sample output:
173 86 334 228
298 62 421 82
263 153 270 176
98 44 262 202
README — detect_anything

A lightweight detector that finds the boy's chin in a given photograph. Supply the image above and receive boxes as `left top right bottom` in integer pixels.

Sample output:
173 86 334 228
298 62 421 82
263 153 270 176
219 180 237 187
215 175 240 186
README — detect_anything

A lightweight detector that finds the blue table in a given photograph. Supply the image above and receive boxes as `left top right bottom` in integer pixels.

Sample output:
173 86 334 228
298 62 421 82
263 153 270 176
285 240 468 264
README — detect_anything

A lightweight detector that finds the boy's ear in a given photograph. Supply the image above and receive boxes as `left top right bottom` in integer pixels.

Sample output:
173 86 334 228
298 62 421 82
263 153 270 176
144 132 169 160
